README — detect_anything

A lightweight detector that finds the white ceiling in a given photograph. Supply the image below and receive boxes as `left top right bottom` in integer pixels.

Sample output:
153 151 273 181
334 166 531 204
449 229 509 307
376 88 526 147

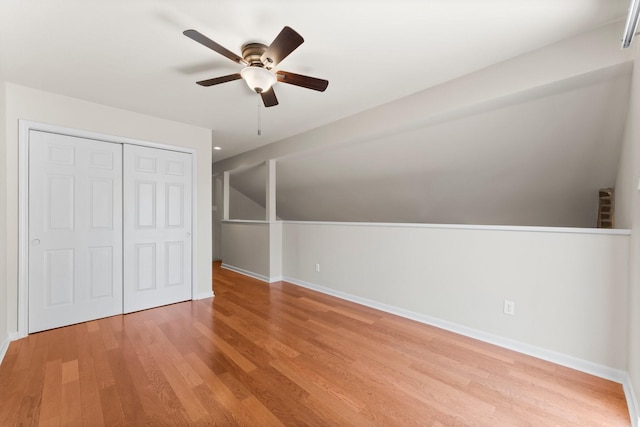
0 0 630 161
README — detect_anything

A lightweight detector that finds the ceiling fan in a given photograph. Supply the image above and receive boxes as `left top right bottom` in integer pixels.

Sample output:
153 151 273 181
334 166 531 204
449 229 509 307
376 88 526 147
183 26 328 107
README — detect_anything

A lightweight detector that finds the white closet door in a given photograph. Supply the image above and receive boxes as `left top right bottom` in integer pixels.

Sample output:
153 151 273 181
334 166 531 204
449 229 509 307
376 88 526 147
123 145 192 313
29 131 123 333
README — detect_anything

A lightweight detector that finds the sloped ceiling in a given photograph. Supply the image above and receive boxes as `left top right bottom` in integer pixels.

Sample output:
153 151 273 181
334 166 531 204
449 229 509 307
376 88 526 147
273 66 631 226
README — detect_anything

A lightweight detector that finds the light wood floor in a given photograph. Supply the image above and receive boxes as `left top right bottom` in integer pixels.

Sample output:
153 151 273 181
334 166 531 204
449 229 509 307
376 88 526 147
0 262 630 426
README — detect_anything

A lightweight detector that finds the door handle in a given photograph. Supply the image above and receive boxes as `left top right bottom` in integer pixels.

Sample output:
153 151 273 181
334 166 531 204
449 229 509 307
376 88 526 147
185 232 191 238
32 239 41 246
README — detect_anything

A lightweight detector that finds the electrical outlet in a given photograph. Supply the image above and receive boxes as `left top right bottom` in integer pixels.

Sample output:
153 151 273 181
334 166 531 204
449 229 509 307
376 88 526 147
315 263 320 272
503 300 515 315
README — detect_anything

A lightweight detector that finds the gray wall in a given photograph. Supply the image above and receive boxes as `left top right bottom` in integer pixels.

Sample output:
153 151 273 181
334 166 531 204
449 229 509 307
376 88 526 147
229 186 266 220
212 175 223 261
221 221 282 282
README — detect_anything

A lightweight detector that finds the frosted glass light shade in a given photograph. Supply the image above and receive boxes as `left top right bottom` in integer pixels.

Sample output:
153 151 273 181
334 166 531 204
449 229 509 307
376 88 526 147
241 67 276 93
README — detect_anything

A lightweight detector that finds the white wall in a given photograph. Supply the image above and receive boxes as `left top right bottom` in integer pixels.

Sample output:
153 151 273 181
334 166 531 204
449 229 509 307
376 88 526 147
3 83 213 333
0 80 8 356
615 42 640 419
283 222 629 371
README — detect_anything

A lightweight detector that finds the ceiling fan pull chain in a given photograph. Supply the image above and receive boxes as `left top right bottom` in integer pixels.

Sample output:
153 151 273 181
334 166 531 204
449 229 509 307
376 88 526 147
257 95 262 136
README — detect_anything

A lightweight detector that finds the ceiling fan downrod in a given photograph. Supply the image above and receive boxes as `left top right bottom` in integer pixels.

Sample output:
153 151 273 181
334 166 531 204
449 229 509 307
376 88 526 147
257 96 262 136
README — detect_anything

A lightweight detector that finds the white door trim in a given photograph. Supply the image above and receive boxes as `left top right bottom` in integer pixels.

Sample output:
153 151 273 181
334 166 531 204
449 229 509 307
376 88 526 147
18 120 199 338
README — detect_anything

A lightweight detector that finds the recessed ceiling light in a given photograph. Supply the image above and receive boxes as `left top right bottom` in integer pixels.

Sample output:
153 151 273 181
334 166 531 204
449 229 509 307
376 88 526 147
213 146 222 150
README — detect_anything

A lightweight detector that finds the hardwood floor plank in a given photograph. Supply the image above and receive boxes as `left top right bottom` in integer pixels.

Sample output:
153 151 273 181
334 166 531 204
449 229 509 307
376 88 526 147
98 385 126 426
188 382 238 426
213 306 300 359
61 359 79 384
98 317 120 352
351 356 495 422
87 322 116 391
129 321 192 425
0 341 25 425
106 346 148 425
13 333 49 426
145 339 209 422
241 396 285 427
38 359 62 426
76 329 106 426
238 365 330 426
269 357 375 427
144 320 204 388
185 352 259 426
61 376 82 425
218 371 254 402
193 321 257 373
0 261 630 426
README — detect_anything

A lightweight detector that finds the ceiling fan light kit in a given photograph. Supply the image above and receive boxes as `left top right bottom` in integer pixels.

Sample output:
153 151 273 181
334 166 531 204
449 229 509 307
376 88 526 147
240 66 276 93
183 26 328 108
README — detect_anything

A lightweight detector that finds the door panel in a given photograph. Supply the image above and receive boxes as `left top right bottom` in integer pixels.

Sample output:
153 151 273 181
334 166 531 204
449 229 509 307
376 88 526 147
89 246 114 298
46 249 74 306
166 184 184 227
29 131 123 333
123 145 192 313
90 178 115 229
165 241 184 286
136 243 156 291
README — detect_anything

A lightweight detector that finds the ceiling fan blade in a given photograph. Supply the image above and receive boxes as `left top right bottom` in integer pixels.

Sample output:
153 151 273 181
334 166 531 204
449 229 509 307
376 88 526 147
196 73 242 87
261 26 304 68
276 71 328 92
183 29 246 65
260 88 279 107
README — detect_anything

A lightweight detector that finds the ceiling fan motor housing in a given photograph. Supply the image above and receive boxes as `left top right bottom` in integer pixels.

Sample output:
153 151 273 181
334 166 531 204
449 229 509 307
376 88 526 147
241 43 269 67
240 43 276 93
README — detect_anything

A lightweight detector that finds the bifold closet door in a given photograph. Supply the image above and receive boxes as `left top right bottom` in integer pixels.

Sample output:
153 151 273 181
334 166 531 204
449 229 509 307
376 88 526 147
123 145 193 313
28 131 123 333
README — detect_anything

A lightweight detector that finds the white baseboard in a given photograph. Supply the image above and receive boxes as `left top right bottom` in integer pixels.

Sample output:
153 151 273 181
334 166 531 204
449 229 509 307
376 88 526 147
196 290 215 300
623 374 640 427
283 276 627 384
221 264 281 283
0 336 11 365
0 332 21 365
222 263 270 282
